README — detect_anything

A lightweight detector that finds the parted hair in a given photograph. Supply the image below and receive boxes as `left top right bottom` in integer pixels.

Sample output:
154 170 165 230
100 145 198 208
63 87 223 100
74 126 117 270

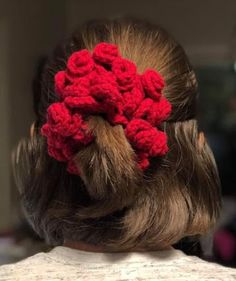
14 18 221 251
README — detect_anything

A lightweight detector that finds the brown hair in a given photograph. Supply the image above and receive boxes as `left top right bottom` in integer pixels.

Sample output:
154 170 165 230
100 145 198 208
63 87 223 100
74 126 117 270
14 18 221 251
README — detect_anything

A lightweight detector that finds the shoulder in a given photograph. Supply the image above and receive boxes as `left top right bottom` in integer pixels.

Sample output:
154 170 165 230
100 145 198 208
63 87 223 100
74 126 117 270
0 251 61 281
0 248 236 281
177 255 236 281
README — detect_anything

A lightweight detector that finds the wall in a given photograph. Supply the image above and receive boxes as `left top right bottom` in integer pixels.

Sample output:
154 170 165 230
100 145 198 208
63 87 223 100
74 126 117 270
0 0 66 231
0 10 11 231
66 0 236 65
1 0 236 231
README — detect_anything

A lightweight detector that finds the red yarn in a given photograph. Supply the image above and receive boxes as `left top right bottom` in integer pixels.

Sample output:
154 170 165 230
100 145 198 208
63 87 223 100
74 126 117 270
146 97 172 126
90 83 122 113
125 119 168 156
93 42 119 65
133 97 172 126
41 102 94 173
41 42 172 175
90 65 117 87
133 98 154 120
54 71 67 98
64 96 100 113
141 69 164 101
112 57 137 92
67 49 94 77
136 152 150 170
46 103 83 137
48 145 68 162
123 86 144 118
67 160 80 175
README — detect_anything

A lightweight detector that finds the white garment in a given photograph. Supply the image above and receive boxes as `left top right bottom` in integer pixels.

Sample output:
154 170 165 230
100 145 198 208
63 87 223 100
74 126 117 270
0 246 235 280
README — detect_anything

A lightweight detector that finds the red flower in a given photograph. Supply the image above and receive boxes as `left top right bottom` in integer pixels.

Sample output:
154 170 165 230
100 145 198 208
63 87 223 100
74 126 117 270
141 69 164 101
112 57 137 92
133 97 171 126
64 96 100 113
147 97 172 126
125 118 168 160
93 42 119 65
73 127 94 145
133 98 154 120
125 118 153 144
54 71 67 98
89 66 117 88
90 83 122 112
123 87 145 119
55 72 91 100
46 103 83 137
41 126 65 149
67 49 94 77
109 114 128 126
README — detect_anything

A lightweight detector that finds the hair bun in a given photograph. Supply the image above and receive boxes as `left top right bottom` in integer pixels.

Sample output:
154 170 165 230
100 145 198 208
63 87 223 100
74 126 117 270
41 42 172 176
73 116 141 217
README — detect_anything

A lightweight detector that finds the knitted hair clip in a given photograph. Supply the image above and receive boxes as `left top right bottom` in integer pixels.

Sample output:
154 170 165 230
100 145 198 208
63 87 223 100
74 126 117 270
41 42 172 175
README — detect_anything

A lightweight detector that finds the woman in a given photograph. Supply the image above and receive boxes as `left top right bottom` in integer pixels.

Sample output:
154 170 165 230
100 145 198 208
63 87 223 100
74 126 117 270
1 18 236 280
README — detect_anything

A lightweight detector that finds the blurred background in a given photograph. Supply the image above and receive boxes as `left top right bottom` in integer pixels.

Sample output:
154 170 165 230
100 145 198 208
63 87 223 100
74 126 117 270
0 0 236 268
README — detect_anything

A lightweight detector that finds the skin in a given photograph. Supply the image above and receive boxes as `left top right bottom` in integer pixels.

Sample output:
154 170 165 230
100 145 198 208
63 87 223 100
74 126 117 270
63 240 173 253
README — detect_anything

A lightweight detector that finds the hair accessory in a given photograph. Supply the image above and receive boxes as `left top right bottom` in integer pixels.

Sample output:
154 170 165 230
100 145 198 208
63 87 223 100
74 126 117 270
41 42 172 175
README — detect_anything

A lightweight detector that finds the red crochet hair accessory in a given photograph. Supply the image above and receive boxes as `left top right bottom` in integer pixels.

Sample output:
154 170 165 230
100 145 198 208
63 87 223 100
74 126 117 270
41 42 172 175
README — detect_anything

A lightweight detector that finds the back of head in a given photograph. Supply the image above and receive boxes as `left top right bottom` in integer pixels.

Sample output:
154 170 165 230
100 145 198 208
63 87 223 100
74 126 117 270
14 18 221 251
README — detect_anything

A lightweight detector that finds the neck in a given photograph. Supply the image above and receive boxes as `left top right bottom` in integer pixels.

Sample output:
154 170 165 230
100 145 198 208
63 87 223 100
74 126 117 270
63 240 173 253
64 241 106 253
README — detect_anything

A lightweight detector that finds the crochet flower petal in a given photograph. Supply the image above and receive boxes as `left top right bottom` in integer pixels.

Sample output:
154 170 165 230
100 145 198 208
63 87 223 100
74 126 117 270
93 42 119 65
54 71 68 98
125 118 168 167
47 103 82 137
147 97 172 126
123 87 145 119
67 49 94 76
112 57 137 92
64 96 100 113
141 69 164 101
